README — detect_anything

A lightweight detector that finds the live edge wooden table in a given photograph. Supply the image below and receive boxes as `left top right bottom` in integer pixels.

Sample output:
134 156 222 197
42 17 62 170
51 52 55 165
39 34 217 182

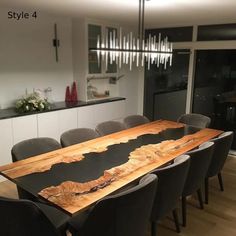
0 120 222 216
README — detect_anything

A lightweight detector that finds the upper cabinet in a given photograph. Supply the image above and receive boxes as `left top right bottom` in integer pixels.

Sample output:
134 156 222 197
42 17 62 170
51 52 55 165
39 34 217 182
72 18 121 102
105 26 118 74
88 24 118 75
88 24 102 74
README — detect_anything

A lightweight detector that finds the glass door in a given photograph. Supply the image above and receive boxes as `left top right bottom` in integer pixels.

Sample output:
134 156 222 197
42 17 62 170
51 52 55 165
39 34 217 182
144 49 190 121
192 49 236 149
88 24 102 74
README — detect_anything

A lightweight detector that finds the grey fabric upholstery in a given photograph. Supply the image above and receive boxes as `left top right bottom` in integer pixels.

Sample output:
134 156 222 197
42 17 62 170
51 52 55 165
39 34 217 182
205 131 234 203
177 113 211 128
68 174 158 236
207 131 233 178
11 137 61 200
11 137 61 162
182 142 214 226
150 155 190 220
95 121 126 136
123 115 150 128
183 142 214 197
60 128 99 147
0 197 69 236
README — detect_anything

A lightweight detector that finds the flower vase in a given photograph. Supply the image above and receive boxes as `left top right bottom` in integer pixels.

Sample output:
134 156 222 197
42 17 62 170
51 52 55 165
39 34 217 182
71 81 78 102
65 86 72 102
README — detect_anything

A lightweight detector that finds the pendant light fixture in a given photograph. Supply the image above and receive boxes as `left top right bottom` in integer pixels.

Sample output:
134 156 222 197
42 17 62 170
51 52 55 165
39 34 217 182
90 0 173 70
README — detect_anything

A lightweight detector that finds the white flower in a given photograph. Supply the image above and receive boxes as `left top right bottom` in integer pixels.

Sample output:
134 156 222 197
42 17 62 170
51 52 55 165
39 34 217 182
40 103 44 109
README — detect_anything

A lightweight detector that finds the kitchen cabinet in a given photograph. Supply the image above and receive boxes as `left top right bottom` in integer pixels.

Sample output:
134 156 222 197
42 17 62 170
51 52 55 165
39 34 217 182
77 106 95 129
37 100 125 140
37 111 60 141
72 19 120 102
0 119 13 181
77 100 125 128
93 100 125 124
12 115 37 144
59 108 78 135
38 109 78 141
88 24 118 75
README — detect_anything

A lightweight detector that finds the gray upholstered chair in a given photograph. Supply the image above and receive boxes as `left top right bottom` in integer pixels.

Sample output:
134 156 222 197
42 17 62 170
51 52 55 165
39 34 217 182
11 137 61 162
68 174 158 236
60 128 99 147
123 115 150 128
11 137 61 200
150 155 190 235
177 113 211 128
0 196 69 236
95 120 126 136
205 131 233 204
182 142 214 226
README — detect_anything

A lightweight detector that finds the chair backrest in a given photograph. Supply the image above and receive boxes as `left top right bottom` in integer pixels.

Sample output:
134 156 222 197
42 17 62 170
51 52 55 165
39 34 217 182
76 174 157 236
11 137 61 162
95 121 126 136
60 128 99 147
150 155 190 221
207 131 234 178
182 142 214 197
123 115 150 128
177 113 211 128
0 197 59 236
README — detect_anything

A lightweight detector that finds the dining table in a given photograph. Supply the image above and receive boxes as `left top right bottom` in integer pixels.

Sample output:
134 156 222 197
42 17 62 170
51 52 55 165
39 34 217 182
0 120 223 216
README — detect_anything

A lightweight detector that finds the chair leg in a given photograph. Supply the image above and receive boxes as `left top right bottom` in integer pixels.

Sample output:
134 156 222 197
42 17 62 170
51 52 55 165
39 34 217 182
68 226 77 236
151 221 157 236
182 196 187 227
197 189 204 209
218 172 224 191
205 178 209 204
172 209 181 233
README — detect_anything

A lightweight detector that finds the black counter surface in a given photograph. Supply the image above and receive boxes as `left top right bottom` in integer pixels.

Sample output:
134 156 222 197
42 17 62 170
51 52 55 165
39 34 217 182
0 97 125 120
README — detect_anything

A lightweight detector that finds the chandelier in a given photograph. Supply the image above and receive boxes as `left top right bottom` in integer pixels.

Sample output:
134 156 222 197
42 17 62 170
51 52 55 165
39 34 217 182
90 0 173 70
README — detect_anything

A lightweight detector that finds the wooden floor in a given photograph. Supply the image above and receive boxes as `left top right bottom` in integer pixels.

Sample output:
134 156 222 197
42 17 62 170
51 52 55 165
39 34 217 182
0 156 235 236
149 155 236 236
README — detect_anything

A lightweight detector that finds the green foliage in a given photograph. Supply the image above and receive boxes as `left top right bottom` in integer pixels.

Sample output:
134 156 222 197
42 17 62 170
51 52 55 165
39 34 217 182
15 92 50 113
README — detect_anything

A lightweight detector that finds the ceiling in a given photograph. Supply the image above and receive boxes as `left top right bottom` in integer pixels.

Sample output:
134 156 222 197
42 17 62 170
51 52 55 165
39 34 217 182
1 0 236 28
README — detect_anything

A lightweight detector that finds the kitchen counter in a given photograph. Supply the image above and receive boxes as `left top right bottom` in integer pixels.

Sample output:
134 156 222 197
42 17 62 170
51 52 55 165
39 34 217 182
0 97 126 120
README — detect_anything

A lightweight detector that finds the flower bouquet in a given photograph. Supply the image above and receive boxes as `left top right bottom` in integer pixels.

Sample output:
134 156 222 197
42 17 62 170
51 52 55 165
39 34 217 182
15 92 51 113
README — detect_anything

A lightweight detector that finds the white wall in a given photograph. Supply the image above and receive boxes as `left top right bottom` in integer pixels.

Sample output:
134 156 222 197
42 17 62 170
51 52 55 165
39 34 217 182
72 17 87 101
0 8 73 108
0 10 144 116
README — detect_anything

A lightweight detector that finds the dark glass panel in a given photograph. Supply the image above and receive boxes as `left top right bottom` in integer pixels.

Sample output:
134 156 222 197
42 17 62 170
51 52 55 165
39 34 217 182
145 26 193 42
144 50 190 121
198 24 236 41
193 50 236 148
88 24 102 74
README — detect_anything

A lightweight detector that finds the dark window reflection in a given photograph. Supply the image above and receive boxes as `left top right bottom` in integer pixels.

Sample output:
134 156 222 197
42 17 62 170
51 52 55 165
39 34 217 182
193 50 236 149
144 50 190 121
146 26 193 42
198 24 236 41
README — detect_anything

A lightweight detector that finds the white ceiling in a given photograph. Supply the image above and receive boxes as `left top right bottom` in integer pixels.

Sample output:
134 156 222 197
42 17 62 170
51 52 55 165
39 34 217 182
1 0 236 28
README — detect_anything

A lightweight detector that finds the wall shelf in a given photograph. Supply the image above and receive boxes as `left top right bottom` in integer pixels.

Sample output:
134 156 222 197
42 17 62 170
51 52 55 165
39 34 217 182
87 74 125 82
